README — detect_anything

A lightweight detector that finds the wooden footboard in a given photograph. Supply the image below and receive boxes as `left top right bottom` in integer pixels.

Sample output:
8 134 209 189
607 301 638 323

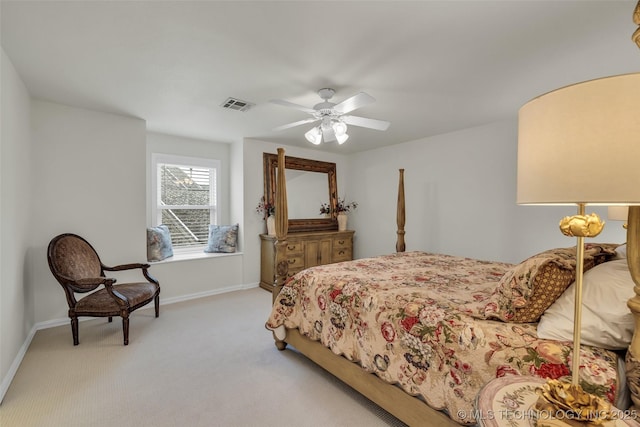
278 328 457 426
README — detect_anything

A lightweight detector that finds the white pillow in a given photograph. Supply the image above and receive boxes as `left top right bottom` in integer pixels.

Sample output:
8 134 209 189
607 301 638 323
614 243 627 260
537 258 635 350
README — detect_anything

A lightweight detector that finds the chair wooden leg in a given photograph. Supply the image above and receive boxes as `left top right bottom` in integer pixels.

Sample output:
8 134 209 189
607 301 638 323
122 316 129 345
154 294 160 318
71 317 79 346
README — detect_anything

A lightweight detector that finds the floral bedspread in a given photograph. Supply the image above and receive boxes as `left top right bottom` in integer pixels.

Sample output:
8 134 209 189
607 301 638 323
265 251 621 425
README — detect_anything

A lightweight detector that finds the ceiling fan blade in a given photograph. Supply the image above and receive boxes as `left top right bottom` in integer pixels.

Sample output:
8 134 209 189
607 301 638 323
270 99 316 115
272 118 318 132
342 115 391 131
322 126 336 142
333 92 375 114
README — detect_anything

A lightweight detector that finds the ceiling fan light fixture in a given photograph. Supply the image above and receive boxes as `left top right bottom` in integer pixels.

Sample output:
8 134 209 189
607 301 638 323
332 120 347 136
336 133 349 145
305 126 322 145
272 88 390 147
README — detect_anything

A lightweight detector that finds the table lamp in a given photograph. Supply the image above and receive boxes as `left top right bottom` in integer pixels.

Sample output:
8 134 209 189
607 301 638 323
517 73 640 414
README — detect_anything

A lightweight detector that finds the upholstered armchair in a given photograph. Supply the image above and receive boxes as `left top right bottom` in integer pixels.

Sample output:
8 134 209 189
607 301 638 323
47 233 160 345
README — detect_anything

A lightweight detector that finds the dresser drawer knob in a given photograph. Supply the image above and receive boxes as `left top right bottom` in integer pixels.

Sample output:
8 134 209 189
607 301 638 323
338 250 345 255
288 259 296 265
338 240 345 245
287 245 296 251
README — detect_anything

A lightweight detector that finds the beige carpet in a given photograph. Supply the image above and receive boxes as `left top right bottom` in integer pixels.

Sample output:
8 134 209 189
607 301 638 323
0 288 406 427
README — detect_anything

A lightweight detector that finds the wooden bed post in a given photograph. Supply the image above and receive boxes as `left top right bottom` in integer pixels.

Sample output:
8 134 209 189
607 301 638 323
272 148 289 304
396 168 406 253
626 205 640 410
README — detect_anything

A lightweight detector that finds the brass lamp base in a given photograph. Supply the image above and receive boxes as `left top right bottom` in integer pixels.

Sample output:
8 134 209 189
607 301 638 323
535 380 615 425
557 206 605 387
559 213 605 238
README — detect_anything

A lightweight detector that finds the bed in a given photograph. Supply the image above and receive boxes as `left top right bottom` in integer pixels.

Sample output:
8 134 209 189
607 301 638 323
264 148 638 426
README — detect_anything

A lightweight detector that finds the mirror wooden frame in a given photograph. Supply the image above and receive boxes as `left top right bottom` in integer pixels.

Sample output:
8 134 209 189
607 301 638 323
263 153 338 232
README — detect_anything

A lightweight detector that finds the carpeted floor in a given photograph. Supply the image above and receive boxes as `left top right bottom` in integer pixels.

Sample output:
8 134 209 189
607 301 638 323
0 288 406 427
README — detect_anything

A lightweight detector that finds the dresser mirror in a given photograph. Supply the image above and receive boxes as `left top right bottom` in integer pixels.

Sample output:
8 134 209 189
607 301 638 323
263 153 338 232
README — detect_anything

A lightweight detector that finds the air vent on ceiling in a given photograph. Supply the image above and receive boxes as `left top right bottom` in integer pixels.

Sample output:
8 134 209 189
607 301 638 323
221 97 254 112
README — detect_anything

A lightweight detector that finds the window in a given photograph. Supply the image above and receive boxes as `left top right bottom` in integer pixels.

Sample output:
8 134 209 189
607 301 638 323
151 154 220 249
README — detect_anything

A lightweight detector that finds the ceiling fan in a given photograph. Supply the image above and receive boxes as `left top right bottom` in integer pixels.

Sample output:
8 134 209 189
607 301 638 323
271 88 391 145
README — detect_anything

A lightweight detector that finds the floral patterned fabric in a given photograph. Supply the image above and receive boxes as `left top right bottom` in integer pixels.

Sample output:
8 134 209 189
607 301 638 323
265 251 622 425
483 244 619 322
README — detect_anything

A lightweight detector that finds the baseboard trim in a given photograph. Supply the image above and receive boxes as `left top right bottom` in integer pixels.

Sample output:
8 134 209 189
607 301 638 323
0 325 37 405
152 282 259 307
0 282 259 404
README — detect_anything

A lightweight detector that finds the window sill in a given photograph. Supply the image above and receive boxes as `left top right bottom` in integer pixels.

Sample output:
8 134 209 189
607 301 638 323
149 249 243 264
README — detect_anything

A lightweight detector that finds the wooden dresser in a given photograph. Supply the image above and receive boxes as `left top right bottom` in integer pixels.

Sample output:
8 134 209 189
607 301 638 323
259 230 355 292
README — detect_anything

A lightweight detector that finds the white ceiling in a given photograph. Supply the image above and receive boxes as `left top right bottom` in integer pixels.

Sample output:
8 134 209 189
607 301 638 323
2 1 640 154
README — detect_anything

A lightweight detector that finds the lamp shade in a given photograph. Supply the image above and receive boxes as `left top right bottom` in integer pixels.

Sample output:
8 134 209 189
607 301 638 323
333 120 347 136
517 73 640 205
336 133 349 145
304 126 322 145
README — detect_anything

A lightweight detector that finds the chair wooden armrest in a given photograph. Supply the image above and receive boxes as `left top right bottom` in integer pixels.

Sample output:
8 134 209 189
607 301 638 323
103 262 150 272
75 277 115 287
103 262 159 285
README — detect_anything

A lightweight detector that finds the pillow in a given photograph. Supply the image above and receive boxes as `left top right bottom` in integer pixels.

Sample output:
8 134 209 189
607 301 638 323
537 258 635 350
147 225 173 262
614 243 627 260
483 243 619 323
204 224 238 253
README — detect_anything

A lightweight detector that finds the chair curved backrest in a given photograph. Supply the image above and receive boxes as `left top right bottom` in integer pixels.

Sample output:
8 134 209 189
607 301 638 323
48 233 103 294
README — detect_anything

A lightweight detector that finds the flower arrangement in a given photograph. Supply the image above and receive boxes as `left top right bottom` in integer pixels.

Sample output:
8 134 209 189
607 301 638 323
256 196 275 220
337 197 358 213
319 203 331 216
319 197 358 215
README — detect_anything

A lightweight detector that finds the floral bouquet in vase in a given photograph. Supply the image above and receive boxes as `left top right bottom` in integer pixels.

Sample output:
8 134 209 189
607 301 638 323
256 196 276 235
320 197 357 231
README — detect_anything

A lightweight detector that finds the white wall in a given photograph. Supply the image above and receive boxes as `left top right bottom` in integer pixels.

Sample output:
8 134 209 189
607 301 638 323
1 48 33 400
346 120 627 264
29 100 148 324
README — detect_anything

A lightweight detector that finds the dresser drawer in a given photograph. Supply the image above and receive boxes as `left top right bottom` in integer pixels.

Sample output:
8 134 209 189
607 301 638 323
332 236 352 262
332 246 352 262
333 238 351 249
286 254 305 270
285 241 304 255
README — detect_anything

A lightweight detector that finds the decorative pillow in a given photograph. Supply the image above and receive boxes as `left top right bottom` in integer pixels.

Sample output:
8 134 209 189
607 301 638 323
147 225 173 262
537 258 634 350
204 224 238 253
483 243 620 323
